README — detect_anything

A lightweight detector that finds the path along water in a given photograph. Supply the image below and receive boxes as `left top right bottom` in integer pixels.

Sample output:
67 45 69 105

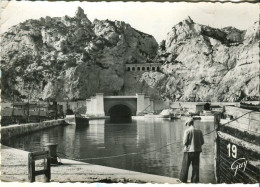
3 118 216 183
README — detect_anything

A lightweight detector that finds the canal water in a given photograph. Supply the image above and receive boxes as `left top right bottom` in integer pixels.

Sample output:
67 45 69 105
3 118 216 183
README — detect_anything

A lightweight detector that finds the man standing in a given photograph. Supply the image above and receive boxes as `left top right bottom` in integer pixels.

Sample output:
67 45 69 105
179 118 204 183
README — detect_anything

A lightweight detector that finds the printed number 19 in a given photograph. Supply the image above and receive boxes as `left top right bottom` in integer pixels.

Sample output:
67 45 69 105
227 143 237 158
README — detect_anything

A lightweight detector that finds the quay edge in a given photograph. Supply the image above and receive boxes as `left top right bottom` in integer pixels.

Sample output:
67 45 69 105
1 119 67 141
1 145 180 183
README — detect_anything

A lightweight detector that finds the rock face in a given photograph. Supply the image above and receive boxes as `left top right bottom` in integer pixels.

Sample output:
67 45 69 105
1 9 259 103
152 17 259 102
1 7 158 101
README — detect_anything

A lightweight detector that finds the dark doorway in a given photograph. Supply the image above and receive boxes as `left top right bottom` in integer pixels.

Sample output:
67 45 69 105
109 104 132 123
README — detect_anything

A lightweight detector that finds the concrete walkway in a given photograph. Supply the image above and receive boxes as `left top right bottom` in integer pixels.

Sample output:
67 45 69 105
1 146 180 183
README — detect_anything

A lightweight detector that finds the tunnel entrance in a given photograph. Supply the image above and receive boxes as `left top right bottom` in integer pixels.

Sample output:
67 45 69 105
109 104 132 123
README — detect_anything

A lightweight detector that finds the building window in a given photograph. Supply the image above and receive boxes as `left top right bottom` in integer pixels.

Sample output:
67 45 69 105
132 67 135 71
142 67 145 71
147 67 150 71
127 67 131 71
137 67 140 71
152 67 155 71
157 67 160 71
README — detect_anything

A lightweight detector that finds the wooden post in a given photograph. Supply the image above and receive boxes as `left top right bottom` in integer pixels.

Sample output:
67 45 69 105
44 157 51 181
28 153 35 182
28 151 50 182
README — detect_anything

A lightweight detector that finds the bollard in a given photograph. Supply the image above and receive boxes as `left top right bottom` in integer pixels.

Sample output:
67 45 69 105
45 143 58 164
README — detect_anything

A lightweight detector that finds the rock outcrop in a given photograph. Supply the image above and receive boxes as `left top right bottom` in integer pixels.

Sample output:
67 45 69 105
1 7 158 101
151 17 259 102
1 9 259 103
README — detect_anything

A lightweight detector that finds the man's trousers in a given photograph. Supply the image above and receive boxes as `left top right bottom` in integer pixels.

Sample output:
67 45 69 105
179 152 201 183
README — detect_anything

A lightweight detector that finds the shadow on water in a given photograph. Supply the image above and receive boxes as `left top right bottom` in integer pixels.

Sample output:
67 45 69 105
75 124 89 131
109 104 132 123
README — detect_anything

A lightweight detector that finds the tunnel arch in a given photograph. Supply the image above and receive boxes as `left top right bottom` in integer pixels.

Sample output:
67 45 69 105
108 104 132 123
104 101 137 123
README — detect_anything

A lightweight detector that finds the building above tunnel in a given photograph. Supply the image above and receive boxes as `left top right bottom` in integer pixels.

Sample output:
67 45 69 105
125 63 161 72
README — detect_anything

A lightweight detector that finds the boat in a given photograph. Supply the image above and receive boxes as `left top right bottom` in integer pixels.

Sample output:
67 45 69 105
192 110 215 121
144 113 155 118
144 114 170 119
75 114 89 126
157 109 172 119
170 113 181 120
64 114 76 124
170 103 190 120
240 102 260 111
192 116 201 120
192 115 214 121
215 106 260 183
87 116 109 120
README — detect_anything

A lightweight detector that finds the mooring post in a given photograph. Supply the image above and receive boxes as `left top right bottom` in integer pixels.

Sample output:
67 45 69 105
45 143 58 164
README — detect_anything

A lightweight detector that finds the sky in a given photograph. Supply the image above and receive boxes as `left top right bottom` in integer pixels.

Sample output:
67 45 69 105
1 1 259 43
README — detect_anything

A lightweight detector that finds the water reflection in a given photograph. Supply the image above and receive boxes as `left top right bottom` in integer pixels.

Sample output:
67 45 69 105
3 118 215 183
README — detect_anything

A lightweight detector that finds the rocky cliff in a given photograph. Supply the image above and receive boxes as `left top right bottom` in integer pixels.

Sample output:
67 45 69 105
1 7 158 102
1 8 259 102
142 17 259 102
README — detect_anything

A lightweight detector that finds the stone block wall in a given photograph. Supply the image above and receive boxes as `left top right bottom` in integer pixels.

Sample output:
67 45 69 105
1 119 65 141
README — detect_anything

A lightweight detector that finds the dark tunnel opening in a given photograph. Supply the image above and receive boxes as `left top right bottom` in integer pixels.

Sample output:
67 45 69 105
109 104 132 123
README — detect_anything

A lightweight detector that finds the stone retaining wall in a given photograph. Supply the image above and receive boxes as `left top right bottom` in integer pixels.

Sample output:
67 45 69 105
1 119 66 140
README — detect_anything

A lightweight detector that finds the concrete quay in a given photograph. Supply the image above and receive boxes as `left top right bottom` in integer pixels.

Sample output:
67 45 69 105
1 146 180 183
1 119 66 141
